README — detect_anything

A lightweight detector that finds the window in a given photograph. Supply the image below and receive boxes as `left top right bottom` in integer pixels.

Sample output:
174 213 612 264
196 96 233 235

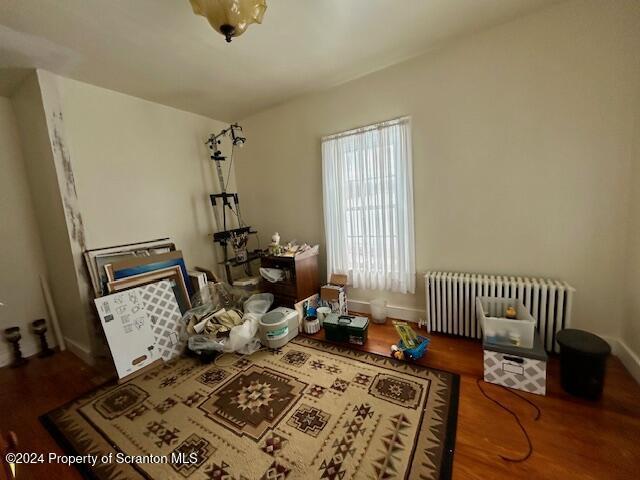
322 117 415 294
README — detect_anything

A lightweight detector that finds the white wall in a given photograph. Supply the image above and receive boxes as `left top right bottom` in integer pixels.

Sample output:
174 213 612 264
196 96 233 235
0 96 54 366
8 71 233 363
11 72 92 357
622 115 640 375
236 0 640 342
57 76 231 275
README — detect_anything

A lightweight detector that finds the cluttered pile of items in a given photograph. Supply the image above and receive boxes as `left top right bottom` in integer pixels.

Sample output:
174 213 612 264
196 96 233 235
85 238 298 379
85 238 212 379
291 273 431 362
85 236 433 381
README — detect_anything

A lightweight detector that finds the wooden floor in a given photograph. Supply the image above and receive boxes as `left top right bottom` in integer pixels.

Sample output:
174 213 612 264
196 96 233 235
1 322 639 479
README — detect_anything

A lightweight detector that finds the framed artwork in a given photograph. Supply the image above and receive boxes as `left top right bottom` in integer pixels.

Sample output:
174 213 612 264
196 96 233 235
83 238 175 297
107 266 192 313
94 251 137 296
107 251 192 295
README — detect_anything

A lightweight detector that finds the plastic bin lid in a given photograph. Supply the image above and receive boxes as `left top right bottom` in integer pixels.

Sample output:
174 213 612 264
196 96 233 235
556 329 611 356
483 331 547 360
261 307 295 326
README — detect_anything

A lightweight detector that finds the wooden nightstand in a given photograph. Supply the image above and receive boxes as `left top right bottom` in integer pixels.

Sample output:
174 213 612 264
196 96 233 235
260 249 319 307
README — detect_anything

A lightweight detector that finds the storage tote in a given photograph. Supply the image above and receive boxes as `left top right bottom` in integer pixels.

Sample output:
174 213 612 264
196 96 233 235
476 296 536 348
324 314 368 345
483 332 548 395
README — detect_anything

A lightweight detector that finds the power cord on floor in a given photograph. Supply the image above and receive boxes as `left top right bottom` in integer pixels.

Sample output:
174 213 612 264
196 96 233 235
476 378 541 463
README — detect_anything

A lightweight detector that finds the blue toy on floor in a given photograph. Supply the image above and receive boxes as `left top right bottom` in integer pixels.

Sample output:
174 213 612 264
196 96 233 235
391 321 430 361
396 336 430 361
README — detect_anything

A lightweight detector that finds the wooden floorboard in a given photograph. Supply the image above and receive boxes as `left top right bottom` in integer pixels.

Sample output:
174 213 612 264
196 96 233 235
1 321 638 479
0 349 109 479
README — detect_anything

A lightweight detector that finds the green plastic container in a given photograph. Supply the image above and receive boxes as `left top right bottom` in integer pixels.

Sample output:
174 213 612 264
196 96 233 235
324 314 369 345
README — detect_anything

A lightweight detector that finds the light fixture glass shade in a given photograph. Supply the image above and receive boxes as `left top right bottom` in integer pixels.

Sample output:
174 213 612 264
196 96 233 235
190 0 267 42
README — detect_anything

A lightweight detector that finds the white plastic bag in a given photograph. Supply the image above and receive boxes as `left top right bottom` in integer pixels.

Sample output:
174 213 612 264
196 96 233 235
260 268 285 283
226 313 261 354
183 292 273 355
244 293 275 315
226 293 274 354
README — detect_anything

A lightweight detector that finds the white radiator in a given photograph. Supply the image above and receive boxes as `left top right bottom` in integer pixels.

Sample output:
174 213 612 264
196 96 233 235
424 272 575 352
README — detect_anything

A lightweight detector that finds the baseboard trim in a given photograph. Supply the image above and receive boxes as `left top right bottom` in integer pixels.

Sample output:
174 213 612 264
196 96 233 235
64 336 94 366
348 299 426 324
613 339 640 385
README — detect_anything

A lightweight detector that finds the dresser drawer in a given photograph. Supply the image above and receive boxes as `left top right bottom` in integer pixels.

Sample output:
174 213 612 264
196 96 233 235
262 280 297 298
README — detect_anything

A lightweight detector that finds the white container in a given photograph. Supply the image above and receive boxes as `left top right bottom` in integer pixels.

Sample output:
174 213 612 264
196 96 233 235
370 298 388 324
316 307 332 326
258 307 299 349
303 316 321 334
476 297 536 349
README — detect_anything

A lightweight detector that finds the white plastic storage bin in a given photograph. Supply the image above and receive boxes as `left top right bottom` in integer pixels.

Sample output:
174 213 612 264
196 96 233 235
476 297 536 349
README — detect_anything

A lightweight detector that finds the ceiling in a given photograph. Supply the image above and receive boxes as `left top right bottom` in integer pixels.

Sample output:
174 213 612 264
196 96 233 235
0 0 559 121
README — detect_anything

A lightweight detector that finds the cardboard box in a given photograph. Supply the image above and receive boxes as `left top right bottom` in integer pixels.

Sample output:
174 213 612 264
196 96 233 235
321 273 348 315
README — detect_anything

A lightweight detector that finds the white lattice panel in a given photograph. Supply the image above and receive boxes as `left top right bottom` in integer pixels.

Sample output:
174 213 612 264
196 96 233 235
139 280 185 360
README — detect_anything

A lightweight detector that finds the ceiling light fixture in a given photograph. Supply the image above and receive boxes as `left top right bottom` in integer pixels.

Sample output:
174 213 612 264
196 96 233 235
189 0 267 43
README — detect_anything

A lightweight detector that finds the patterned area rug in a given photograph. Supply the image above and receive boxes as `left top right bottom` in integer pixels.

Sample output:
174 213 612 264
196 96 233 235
42 337 459 479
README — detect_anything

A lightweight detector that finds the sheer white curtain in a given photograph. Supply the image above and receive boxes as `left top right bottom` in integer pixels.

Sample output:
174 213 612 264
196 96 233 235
322 117 415 294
